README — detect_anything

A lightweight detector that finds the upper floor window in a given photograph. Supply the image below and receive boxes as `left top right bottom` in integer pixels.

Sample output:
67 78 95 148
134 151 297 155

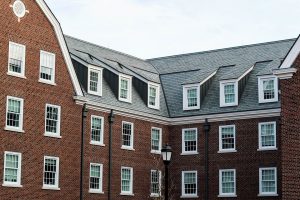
3 151 22 187
219 125 236 153
122 121 134 150
43 156 59 189
88 67 103 96
148 83 160 109
182 171 198 198
259 167 277 196
44 104 61 138
183 84 200 110
219 169 236 197
39 51 55 84
90 115 104 146
150 170 161 197
5 96 24 132
119 75 132 103
8 42 26 78
151 127 162 154
258 76 278 103
258 122 277 150
89 163 103 193
121 167 133 195
220 81 238 107
182 128 198 155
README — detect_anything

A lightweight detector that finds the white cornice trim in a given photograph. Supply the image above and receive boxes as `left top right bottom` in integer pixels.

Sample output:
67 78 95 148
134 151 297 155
280 35 300 69
273 68 297 79
35 0 83 96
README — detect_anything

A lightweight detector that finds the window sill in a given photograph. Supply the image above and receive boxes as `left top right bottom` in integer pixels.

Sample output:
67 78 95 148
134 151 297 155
258 193 278 197
257 147 278 151
259 99 278 104
150 194 160 197
181 152 199 156
218 194 237 198
38 79 56 86
150 150 161 155
119 98 132 104
44 133 62 139
180 195 199 198
183 107 200 111
120 192 134 196
2 183 23 188
89 189 104 194
90 141 105 146
121 146 135 151
42 186 60 190
4 127 24 133
87 91 102 97
148 105 160 110
7 72 26 79
218 150 237 153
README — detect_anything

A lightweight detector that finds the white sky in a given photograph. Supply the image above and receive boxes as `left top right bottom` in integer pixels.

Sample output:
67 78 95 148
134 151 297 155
45 0 300 59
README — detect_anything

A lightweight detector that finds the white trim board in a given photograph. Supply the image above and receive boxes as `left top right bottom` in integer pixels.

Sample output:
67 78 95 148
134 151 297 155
280 35 300 69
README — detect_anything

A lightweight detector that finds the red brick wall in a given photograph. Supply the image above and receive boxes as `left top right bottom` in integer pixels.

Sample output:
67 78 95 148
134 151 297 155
280 53 300 200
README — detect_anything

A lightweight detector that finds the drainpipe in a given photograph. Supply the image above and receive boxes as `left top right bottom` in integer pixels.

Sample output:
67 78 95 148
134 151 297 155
108 109 115 200
204 118 211 200
80 104 88 200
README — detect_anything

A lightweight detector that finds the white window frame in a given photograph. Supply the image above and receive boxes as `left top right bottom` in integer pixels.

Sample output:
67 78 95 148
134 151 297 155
219 125 236 153
183 84 200 110
39 50 56 85
3 151 22 187
120 167 133 195
8 41 26 78
42 156 60 190
150 170 161 197
258 122 277 151
118 74 132 103
90 115 105 146
181 171 198 198
89 163 103 194
181 128 198 155
220 80 238 107
151 127 162 154
218 169 237 197
121 121 134 150
258 76 278 103
87 66 103 96
5 96 24 133
148 82 160 110
259 167 277 196
44 104 61 138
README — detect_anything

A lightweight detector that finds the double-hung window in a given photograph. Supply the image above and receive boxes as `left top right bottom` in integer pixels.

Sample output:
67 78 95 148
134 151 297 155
89 163 103 193
119 75 132 103
43 156 59 190
181 171 198 198
45 104 61 138
39 51 55 84
122 122 134 150
3 151 22 187
90 115 104 146
148 83 160 109
259 167 277 196
220 81 238 107
219 125 236 153
5 96 24 132
150 170 161 197
219 169 236 197
8 42 26 77
183 84 200 110
258 76 278 103
182 128 198 155
151 127 162 154
259 122 277 150
121 167 133 195
88 67 102 96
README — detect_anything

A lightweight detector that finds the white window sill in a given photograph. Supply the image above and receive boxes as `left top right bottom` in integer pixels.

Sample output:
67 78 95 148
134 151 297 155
2 183 23 188
89 189 104 194
44 133 62 139
220 103 238 107
257 147 278 151
150 193 160 197
38 79 56 86
258 193 278 197
150 150 161 155
90 141 105 146
148 105 160 110
42 186 60 190
7 72 26 79
218 194 237 198
121 146 135 151
119 98 132 104
87 90 102 97
180 195 199 198
4 127 24 133
259 99 278 104
218 150 237 153
181 152 199 156
183 107 200 111
120 192 134 196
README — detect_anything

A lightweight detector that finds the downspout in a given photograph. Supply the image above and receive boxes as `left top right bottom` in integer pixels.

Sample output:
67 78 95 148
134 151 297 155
80 104 88 200
108 109 115 200
204 118 211 200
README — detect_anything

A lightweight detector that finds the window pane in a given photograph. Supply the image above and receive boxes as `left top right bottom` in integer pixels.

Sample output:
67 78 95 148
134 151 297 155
149 87 157 106
221 171 235 194
44 158 57 186
89 71 99 92
184 172 197 195
91 117 102 143
263 80 275 100
261 169 276 193
187 88 197 107
151 129 160 151
120 79 128 99
40 52 55 81
221 127 235 150
261 123 275 147
90 165 101 190
121 168 131 192
5 154 19 183
7 99 21 128
122 123 132 147
151 171 160 194
46 106 59 134
9 43 24 74
224 84 235 103
184 129 197 152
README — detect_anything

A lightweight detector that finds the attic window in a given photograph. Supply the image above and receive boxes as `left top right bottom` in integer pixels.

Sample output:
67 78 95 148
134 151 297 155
183 84 200 110
88 66 103 96
118 74 132 103
258 76 278 103
148 83 160 110
220 80 238 107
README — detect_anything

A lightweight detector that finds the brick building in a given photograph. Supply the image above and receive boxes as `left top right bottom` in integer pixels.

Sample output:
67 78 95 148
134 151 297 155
0 0 299 200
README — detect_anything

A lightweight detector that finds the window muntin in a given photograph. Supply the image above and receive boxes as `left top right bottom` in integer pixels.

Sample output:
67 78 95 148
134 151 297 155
151 128 162 153
258 76 278 103
182 128 198 154
220 81 238 107
122 122 134 149
151 170 161 196
219 169 236 196
88 67 102 96
43 156 59 189
40 51 55 84
219 125 236 152
148 83 160 109
45 104 61 136
121 167 133 195
3 152 22 186
8 42 25 76
182 171 197 197
6 96 24 131
89 163 103 193
259 167 277 195
259 122 276 150
91 116 104 145
119 75 132 103
183 84 200 110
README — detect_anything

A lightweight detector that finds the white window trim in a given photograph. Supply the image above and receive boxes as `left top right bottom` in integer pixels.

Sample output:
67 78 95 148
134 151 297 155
89 163 104 194
181 128 198 155
39 50 56 85
121 121 134 150
118 74 132 103
5 96 24 133
181 171 198 198
148 82 160 110
258 76 278 103
218 125 237 153
120 167 134 196
218 169 237 197
220 80 238 107
87 66 103 96
151 127 162 154
183 84 200 110
150 170 161 197
7 41 26 78
258 122 277 151
42 156 60 190
90 115 105 146
44 104 61 138
2 151 22 187
258 167 278 196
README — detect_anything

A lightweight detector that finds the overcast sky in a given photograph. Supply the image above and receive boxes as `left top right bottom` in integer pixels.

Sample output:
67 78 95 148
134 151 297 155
45 0 300 59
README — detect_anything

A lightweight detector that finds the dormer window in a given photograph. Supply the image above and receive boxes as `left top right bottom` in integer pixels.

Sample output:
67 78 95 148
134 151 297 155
183 84 200 110
148 83 160 109
220 81 238 107
8 41 26 78
258 76 278 103
88 66 103 96
119 74 132 103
